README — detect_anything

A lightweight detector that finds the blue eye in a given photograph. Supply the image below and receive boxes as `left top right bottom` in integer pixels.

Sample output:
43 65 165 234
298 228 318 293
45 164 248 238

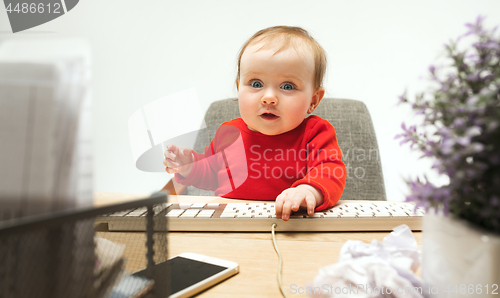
281 83 294 90
251 81 263 88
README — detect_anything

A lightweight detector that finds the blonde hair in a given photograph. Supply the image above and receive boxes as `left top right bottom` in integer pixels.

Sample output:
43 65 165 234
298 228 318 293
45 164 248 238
236 26 327 90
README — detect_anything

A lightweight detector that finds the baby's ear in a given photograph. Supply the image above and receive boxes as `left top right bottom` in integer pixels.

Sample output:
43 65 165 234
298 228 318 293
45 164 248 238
308 87 325 114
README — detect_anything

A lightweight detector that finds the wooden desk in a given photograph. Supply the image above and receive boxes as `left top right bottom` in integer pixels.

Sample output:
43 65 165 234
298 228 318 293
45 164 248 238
94 192 422 297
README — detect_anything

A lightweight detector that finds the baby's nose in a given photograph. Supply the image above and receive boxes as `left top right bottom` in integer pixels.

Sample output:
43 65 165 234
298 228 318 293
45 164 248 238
261 94 278 105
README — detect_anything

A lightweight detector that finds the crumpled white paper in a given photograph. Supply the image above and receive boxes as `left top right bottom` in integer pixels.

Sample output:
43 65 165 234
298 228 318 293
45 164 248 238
307 225 424 298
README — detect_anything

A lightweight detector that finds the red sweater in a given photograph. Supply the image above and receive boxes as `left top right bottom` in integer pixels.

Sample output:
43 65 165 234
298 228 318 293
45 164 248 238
175 115 346 211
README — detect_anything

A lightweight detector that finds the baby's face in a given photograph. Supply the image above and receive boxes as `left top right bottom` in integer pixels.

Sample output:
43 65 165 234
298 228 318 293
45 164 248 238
238 42 323 135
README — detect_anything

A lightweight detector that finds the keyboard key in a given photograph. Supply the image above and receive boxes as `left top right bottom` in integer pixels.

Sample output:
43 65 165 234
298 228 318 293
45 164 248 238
207 203 220 207
197 210 215 218
308 213 324 218
191 203 206 209
127 207 147 217
373 213 392 218
153 203 170 214
355 209 373 215
109 209 133 217
220 213 237 218
339 213 356 218
180 209 201 218
391 212 410 217
357 213 374 218
323 213 338 218
179 203 192 209
166 209 184 218
236 213 253 218
255 214 271 218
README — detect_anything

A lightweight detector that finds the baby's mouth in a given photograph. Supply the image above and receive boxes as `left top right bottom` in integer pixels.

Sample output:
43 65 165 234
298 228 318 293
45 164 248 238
260 112 279 121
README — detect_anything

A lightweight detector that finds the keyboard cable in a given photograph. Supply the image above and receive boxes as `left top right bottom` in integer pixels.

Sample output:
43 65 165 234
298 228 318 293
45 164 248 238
271 223 289 298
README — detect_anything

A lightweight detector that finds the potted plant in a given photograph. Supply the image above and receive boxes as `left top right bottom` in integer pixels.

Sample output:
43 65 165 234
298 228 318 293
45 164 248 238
396 16 500 296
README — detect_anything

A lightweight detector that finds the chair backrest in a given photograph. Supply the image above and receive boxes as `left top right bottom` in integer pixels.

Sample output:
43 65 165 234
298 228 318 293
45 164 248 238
187 98 386 201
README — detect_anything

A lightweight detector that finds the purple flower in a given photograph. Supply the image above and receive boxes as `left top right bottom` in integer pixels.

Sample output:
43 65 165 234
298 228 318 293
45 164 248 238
429 65 436 75
441 138 455 154
487 121 499 132
456 136 471 146
431 159 441 169
396 15 500 233
397 90 408 105
467 95 479 105
467 73 481 82
470 142 485 153
465 126 481 137
453 118 466 128
473 41 499 50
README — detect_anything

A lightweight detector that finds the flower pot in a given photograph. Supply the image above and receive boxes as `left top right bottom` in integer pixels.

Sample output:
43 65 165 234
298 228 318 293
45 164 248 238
422 209 500 297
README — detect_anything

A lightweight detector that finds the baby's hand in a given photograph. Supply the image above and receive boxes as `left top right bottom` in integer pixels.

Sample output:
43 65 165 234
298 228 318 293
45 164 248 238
163 144 194 178
275 185 323 221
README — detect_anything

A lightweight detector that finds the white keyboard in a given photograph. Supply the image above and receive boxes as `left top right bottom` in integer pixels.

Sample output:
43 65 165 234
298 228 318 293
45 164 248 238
96 200 425 232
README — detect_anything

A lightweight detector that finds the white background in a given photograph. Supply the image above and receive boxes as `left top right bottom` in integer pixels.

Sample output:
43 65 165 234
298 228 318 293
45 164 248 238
1 0 499 199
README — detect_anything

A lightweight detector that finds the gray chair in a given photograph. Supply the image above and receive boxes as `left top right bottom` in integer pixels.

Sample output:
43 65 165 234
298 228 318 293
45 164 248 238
162 98 386 201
